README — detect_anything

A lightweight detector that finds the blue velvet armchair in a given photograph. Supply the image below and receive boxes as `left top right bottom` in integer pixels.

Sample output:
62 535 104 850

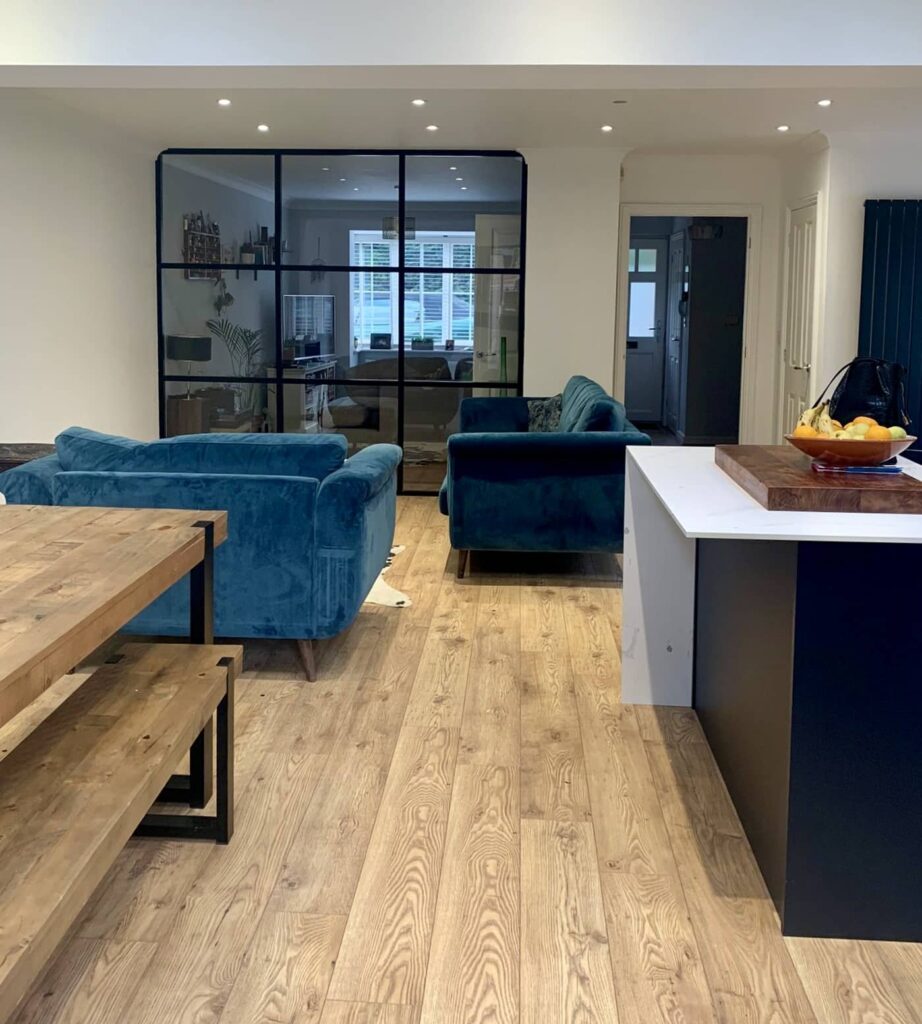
439 376 650 575
0 427 402 677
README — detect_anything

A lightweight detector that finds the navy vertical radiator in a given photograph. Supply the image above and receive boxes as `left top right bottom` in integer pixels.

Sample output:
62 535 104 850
858 200 922 450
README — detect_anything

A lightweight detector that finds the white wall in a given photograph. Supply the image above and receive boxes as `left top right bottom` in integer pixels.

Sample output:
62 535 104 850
5 0 922 66
0 93 158 443
520 148 626 395
620 152 784 441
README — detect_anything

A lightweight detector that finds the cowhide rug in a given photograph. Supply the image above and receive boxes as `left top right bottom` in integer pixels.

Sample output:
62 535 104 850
364 545 412 608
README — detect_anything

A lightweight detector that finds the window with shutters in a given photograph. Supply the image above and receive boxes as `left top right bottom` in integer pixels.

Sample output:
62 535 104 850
349 230 475 348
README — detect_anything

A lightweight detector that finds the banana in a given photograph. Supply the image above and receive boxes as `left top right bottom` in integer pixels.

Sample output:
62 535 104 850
814 402 836 437
796 404 821 430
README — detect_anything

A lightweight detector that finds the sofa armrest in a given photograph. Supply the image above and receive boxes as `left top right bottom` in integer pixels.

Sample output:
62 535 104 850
448 429 651 471
0 455 62 505
459 396 530 434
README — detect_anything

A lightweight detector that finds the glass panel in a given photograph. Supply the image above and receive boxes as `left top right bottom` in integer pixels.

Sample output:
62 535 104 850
636 248 658 272
161 154 275 265
405 155 523 269
161 269 275 378
628 281 656 337
404 386 499 492
628 249 636 272
280 269 398 378
281 155 399 266
165 380 269 436
278 382 398 450
404 273 519 384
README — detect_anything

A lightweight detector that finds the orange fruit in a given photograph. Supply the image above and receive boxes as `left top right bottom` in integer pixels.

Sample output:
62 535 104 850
793 424 819 438
853 415 878 426
865 424 892 441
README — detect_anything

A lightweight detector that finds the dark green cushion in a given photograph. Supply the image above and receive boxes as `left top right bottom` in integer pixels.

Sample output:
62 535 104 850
559 376 625 432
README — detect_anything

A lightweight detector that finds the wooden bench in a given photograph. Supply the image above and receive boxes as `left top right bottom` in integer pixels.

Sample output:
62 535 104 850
0 641 240 1023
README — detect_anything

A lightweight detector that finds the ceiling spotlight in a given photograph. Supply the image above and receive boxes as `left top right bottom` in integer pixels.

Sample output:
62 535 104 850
257 123 270 132
460 186 468 191
321 166 330 171
217 98 231 107
353 187 360 191
455 177 463 181
412 98 426 106
601 124 614 133
449 165 458 171
339 177 347 182
426 124 439 132
817 98 833 107
776 124 790 132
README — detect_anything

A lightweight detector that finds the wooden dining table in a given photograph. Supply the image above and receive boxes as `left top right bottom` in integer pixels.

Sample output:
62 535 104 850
0 504 227 801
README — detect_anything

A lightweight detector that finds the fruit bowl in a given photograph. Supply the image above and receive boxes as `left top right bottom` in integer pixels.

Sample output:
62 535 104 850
784 434 917 466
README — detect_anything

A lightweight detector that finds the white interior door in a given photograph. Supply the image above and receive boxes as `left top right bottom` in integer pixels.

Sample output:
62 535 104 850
779 200 819 434
474 215 520 390
624 239 668 422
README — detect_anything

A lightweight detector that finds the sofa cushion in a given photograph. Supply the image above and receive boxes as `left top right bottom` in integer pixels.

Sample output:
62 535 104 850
559 376 625 432
0 455 62 505
527 394 563 432
55 426 348 480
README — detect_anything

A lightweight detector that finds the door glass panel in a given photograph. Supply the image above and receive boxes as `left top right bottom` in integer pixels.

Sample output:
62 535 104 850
628 281 657 337
636 248 658 272
165 380 268 435
405 155 523 269
281 155 399 266
280 270 398 378
161 155 275 264
282 383 398 450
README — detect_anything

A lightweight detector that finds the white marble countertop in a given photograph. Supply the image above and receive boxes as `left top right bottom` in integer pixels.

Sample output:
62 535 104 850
629 446 922 543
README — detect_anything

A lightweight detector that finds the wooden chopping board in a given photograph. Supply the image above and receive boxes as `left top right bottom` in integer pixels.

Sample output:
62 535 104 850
715 445 922 514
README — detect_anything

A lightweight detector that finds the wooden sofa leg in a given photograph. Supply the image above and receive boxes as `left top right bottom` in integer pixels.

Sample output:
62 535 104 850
457 549 469 579
296 639 317 681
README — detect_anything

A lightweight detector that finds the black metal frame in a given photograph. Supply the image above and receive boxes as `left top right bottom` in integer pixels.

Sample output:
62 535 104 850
135 518 234 843
155 148 527 494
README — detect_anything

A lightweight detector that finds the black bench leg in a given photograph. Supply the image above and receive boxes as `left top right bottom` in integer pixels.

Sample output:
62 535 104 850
159 519 216 807
135 655 235 844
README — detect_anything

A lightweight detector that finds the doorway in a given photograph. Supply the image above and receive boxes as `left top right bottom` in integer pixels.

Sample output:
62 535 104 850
623 215 748 445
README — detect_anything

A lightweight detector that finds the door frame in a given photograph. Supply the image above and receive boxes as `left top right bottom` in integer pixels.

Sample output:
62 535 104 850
624 235 668 423
776 191 825 442
615 202 763 443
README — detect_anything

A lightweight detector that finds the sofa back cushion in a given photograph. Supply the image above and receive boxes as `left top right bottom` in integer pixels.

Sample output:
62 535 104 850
559 376 626 432
56 427 348 479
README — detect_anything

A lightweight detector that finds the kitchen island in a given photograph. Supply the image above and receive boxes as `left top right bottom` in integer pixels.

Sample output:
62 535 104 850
622 445 922 941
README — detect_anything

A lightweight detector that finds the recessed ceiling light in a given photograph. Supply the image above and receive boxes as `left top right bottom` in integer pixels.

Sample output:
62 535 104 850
426 124 439 132
321 166 330 171
817 98 833 107
455 177 463 181
412 98 426 106
339 177 347 182
460 186 468 191
776 124 790 132
353 187 360 191
257 123 270 132
601 124 614 133
217 98 231 107
449 166 458 171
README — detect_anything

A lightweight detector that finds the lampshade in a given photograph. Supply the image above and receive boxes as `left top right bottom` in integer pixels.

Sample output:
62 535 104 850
166 334 211 362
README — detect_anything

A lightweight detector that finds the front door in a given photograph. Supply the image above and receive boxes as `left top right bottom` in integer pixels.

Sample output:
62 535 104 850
663 230 687 435
624 239 668 422
780 200 819 435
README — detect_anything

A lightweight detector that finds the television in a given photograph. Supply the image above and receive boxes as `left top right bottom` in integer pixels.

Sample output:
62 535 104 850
283 294 334 358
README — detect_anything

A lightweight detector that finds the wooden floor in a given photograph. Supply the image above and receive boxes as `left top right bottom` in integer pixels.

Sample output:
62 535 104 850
8 496 922 1023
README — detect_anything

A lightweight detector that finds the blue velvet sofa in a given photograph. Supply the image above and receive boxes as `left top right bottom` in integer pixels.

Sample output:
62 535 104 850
439 376 650 575
0 427 402 677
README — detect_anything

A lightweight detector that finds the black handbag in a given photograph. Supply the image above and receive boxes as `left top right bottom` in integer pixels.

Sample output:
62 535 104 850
814 357 910 429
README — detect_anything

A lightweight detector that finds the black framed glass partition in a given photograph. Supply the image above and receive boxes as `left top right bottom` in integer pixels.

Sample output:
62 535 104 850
157 149 527 493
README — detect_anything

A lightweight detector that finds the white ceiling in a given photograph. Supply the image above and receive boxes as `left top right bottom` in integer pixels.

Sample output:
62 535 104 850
29 78 922 156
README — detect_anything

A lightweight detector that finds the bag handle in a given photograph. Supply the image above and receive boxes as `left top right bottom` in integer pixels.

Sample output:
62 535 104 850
812 361 852 407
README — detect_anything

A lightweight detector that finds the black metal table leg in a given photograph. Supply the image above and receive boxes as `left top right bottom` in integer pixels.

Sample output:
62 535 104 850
158 519 215 807
135 655 235 843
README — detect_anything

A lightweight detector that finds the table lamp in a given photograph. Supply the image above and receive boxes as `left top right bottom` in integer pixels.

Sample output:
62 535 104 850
166 335 212 397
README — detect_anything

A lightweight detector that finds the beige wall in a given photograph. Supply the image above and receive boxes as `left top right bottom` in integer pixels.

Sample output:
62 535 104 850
520 147 627 395
620 152 784 441
0 92 158 442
